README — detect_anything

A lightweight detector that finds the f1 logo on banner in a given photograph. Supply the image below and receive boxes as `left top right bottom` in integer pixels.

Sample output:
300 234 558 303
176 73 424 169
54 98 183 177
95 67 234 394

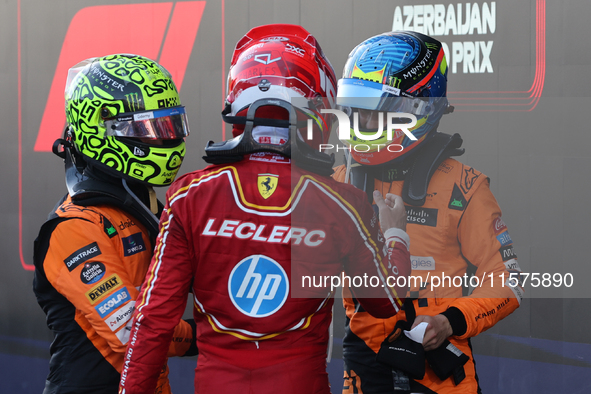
34 2 206 152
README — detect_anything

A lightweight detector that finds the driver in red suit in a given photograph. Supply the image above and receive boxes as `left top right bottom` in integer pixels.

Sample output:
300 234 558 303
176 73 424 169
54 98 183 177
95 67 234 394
118 25 412 394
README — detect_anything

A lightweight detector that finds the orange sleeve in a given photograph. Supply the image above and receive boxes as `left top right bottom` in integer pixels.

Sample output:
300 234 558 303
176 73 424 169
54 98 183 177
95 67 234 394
43 218 141 354
451 179 523 339
167 319 194 357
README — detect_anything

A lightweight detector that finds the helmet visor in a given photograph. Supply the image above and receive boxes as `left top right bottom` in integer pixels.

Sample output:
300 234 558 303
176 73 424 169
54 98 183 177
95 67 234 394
104 106 190 139
65 57 99 97
336 78 445 116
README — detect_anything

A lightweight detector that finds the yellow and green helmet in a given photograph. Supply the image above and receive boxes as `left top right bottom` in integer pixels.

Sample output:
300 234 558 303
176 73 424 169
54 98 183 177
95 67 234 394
64 54 190 186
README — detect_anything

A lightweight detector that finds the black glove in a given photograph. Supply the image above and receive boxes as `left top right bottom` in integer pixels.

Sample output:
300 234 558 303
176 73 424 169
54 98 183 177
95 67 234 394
182 319 199 357
425 339 469 384
376 320 425 380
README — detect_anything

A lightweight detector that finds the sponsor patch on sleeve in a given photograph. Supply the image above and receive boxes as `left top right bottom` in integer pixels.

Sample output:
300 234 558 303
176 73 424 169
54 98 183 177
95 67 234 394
95 287 131 318
64 242 102 272
493 217 507 235
496 231 513 247
122 233 146 256
499 245 517 262
85 274 123 304
505 279 524 305
105 301 135 333
115 319 133 345
80 262 106 285
503 259 521 272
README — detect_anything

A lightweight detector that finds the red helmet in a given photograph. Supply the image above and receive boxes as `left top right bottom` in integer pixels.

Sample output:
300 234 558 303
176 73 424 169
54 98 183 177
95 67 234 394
224 24 337 149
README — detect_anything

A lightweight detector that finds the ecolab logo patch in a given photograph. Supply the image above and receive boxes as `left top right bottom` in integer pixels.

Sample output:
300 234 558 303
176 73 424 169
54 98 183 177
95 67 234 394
85 274 123 304
64 242 102 272
96 287 131 318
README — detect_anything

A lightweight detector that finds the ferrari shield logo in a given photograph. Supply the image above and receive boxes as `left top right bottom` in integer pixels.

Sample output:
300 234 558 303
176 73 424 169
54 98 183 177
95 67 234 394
257 174 278 199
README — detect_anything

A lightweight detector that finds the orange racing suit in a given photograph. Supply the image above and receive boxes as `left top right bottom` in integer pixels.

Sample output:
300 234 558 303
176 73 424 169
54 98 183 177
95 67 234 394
33 195 194 394
335 157 523 394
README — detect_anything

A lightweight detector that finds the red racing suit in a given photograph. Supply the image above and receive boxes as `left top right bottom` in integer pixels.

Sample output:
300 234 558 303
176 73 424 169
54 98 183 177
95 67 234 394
33 195 194 394
335 158 523 394
119 152 411 394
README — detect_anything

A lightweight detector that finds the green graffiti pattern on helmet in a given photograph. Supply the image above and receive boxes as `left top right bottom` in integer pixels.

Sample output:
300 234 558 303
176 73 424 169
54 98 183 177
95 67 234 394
65 54 185 186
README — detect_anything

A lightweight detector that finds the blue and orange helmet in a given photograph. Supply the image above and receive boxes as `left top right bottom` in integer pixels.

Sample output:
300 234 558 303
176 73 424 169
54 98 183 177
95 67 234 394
337 31 450 165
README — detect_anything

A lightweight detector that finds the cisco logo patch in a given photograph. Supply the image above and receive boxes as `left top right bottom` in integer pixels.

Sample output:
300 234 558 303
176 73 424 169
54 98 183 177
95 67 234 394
405 207 438 227
228 255 289 318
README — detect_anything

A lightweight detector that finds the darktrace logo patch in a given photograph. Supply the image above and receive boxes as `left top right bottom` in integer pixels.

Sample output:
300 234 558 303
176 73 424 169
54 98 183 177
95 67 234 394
64 242 101 272
122 233 146 256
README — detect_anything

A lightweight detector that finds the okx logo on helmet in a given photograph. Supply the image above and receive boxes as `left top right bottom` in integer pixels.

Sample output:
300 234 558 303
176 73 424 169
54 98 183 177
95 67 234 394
64 54 190 186
336 31 451 166
222 24 337 151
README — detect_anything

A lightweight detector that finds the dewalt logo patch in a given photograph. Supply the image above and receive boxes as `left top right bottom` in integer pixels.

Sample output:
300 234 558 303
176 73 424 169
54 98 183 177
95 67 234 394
85 274 123 304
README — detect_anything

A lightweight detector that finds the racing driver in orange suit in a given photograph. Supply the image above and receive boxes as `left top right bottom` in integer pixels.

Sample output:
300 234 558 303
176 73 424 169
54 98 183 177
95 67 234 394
33 54 197 394
118 25 411 394
334 31 524 394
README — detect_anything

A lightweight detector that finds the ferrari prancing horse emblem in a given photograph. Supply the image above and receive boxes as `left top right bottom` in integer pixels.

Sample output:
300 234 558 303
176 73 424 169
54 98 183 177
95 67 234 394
257 174 278 199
